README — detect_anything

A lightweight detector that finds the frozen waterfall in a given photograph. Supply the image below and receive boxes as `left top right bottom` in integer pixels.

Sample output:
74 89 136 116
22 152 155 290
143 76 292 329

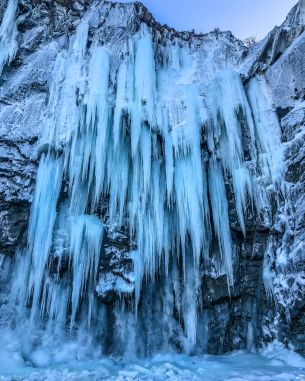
1 5 282 359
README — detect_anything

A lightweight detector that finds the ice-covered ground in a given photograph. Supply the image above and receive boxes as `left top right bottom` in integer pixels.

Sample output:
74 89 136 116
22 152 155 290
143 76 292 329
1 341 305 381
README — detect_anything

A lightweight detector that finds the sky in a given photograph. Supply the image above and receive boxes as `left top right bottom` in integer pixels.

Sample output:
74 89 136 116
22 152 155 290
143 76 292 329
117 0 298 40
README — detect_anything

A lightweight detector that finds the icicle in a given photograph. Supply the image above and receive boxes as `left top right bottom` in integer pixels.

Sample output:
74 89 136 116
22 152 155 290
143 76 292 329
172 84 209 267
208 157 234 286
85 45 110 206
55 20 89 147
132 24 157 155
163 123 174 203
68 44 110 213
207 70 256 163
40 279 71 327
132 250 143 310
70 215 103 327
263 237 276 301
134 24 157 124
113 57 134 149
140 126 152 192
108 140 130 226
246 75 282 183
206 69 256 236
232 165 253 234
110 56 134 225
42 52 68 148
27 154 64 319
183 255 200 352
6 12 286 356
0 0 18 76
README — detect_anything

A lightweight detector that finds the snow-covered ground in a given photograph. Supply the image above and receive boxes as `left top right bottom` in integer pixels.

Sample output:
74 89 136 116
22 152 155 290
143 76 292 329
1 341 305 381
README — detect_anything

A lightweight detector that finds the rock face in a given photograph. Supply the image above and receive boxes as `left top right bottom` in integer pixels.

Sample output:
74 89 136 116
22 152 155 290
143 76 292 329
0 0 304 358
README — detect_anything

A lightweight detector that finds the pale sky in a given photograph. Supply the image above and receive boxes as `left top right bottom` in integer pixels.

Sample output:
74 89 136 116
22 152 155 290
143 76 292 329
117 0 298 40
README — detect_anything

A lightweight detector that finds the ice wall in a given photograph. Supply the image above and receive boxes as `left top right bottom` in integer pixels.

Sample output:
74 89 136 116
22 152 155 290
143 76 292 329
1 1 282 357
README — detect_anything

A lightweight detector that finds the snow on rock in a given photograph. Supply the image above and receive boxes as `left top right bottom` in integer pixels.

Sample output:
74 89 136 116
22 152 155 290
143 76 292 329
240 0 305 81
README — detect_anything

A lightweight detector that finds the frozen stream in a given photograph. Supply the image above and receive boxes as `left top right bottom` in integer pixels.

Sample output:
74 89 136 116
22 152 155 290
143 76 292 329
1 340 305 381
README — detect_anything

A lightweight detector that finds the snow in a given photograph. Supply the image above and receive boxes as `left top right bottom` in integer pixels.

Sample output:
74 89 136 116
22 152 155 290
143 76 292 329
96 271 134 296
285 0 305 26
0 335 305 380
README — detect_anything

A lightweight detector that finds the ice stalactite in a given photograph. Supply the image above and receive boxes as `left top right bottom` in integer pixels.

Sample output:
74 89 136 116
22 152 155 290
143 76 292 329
206 70 256 237
10 19 282 357
12 154 64 321
207 157 233 285
246 75 282 182
12 20 101 329
0 0 18 76
43 20 89 149
246 75 283 229
70 215 103 327
85 45 110 207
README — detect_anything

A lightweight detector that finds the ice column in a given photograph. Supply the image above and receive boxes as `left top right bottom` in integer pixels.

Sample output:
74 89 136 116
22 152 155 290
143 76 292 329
21 154 63 320
70 215 103 327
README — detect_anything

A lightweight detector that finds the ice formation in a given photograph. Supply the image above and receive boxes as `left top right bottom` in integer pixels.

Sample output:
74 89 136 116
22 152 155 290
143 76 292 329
1 1 283 358
0 0 18 76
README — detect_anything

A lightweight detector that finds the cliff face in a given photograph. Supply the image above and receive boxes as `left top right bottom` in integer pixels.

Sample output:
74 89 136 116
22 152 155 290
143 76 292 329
0 0 304 358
